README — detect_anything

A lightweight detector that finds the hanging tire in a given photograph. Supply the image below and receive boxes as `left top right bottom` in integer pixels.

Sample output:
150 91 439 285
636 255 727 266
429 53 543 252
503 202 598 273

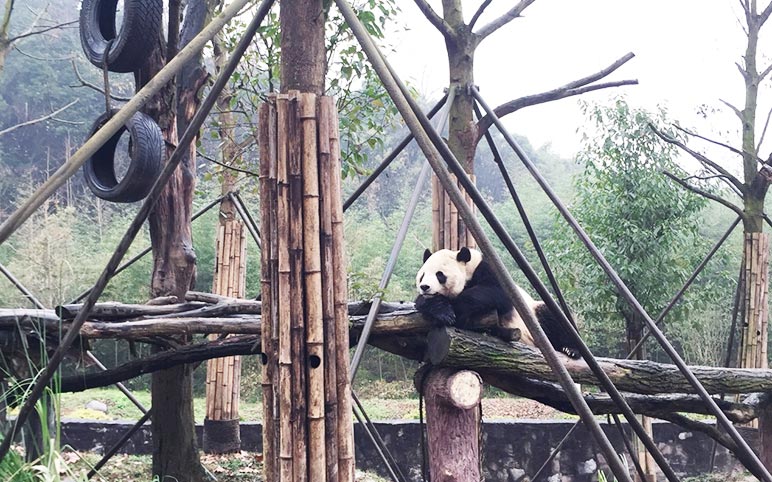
83 110 164 203
79 0 163 73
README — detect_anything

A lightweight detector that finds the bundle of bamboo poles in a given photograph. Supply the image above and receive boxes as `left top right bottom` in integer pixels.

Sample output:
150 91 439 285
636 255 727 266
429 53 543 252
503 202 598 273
432 173 476 251
203 193 247 453
741 232 769 372
259 93 354 482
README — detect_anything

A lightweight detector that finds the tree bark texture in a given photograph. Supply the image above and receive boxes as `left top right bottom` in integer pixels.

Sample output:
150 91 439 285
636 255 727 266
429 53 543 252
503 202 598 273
421 367 482 482
259 95 353 482
430 1 477 251
203 26 246 454
427 326 772 395
135 1 207 480
280 0 325 94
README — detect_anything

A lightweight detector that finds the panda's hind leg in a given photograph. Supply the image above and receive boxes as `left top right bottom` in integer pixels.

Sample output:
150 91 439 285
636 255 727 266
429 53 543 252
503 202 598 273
533 303 581 359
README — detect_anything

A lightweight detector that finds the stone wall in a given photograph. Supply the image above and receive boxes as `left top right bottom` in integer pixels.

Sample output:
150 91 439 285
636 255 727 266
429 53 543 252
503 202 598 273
61 419 755 481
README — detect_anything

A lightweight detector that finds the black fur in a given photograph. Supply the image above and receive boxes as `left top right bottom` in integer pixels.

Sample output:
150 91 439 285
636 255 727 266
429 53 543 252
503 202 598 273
416 256 581 358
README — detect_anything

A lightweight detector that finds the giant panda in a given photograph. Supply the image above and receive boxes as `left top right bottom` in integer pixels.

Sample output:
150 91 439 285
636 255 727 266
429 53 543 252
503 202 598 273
414 247 580 358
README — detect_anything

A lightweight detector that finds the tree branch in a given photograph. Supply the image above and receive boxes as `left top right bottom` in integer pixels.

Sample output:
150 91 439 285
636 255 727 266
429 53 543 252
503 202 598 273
476 53 637 137
662 170 745 218
760 1 772 25
468 0 493 31
411 0 454 40
673 124 745 158
8 19 76 43
475 0 537 40
196 149 260 177
477 80 637 139
720 98 743 120
650 124 745 192
70 60 132 101
0 99 78 137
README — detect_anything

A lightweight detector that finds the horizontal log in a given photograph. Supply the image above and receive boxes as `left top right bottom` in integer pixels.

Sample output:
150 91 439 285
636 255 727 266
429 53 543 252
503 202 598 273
482 373 759 424
56 302 208 320
428 327 772 395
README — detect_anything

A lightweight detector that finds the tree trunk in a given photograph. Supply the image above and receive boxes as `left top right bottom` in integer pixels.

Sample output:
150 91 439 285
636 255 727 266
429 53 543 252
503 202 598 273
202 25 246 455
432 0 477 251
137 1 207 480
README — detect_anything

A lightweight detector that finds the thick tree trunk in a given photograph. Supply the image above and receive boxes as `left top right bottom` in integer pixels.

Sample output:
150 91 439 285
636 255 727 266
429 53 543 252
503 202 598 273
203 28 245 454
137 1 208 480
432 0 477 251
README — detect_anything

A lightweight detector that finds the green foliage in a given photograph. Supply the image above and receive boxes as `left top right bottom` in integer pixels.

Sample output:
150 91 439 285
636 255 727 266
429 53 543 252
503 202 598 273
549 99 733 359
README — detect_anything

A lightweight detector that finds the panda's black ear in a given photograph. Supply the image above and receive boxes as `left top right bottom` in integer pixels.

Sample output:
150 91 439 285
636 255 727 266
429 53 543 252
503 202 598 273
423 249 432 262
457 247 471 263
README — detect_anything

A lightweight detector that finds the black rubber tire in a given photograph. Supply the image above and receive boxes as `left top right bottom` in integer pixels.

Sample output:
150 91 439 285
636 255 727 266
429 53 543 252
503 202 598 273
83 110 164 203
79 0 163 73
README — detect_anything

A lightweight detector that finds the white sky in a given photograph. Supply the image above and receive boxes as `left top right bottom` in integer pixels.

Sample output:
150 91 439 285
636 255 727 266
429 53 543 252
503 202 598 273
389 0 763 160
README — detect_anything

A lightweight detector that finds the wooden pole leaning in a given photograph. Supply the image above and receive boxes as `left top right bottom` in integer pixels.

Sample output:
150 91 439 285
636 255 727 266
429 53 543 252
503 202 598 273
0 0 255 246
259 94 354 482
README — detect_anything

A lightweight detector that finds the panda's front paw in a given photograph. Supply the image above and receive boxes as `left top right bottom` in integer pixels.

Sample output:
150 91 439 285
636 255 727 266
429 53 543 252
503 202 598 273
415 295 456 326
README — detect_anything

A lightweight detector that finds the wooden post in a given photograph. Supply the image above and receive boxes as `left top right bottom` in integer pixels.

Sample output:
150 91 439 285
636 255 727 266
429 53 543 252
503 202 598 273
260 94 354 482
419 367 482 482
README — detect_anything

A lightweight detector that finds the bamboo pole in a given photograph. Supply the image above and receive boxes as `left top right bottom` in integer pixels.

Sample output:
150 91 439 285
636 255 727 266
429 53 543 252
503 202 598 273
319 96 339 482
328 97 355 482
287 91 308 482
276 94 294 482
299 93 326 481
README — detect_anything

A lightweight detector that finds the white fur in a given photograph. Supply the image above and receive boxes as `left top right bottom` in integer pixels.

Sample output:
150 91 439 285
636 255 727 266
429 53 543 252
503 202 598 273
416 249 482 298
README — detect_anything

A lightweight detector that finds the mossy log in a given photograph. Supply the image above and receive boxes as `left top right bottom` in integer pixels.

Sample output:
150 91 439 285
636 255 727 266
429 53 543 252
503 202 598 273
427 327 772 395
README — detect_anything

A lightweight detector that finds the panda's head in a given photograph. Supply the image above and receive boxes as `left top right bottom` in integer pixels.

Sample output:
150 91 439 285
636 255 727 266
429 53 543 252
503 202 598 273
416 247 483 298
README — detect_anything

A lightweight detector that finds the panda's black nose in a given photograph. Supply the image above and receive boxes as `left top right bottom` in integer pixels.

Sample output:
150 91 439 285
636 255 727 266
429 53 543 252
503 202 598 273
420 284 430 292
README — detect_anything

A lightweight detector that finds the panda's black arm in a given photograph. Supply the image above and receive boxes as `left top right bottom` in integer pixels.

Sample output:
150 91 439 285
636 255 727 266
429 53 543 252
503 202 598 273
415 294 457 326
451 285 513 327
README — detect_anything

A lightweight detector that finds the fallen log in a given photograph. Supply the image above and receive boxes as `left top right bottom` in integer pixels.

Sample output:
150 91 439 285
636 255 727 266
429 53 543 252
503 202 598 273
426 327 772 395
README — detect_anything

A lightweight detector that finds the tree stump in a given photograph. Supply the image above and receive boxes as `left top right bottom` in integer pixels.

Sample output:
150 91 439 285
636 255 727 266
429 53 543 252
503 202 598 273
418 366 482 482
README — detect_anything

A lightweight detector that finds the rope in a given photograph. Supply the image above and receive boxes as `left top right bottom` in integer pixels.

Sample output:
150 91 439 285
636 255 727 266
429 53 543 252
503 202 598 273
102 40 114 117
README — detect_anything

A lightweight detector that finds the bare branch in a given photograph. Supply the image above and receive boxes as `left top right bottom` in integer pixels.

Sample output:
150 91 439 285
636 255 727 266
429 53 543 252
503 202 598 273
8 19 76 43
12 44 72 62
468 0 493 31
70 60 132 101
720 98 743 120
761 1 772 24
673 124 745 158
651 124 746 192
475 0 537 40
663 170 746 217
760 62 772 82
196 150 259 177
477 79 637 138
412 0 454 40
0 99 78 137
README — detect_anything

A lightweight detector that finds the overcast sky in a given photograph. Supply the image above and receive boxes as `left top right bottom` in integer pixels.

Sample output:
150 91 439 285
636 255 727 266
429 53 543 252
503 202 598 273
388 0 764 162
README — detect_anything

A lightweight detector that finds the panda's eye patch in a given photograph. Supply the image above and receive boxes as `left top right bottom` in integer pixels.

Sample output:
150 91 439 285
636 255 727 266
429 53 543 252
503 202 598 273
436 271 446 284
